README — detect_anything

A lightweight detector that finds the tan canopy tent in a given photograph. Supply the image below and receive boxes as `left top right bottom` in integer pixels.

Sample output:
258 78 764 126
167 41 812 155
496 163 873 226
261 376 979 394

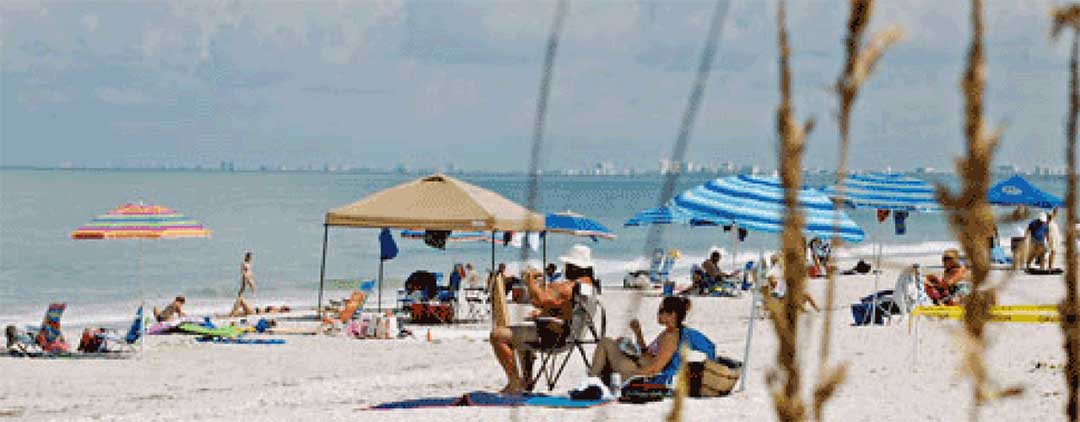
325 174 544 231
317 174 544 314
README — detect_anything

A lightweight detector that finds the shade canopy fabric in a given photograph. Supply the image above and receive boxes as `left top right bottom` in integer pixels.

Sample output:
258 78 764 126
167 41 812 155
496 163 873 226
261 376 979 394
824 173 941 212
671 174 865 242
545 212 615 239
71 203 212 240
988 175 1063 209
325 174 545 231
624 206 722 227
400 230 491 242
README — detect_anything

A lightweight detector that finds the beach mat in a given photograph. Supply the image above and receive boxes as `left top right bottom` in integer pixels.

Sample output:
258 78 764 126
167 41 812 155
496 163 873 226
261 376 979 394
367 391 609 410
6 350 132 360
195 337 285 345
1025 268 1064 275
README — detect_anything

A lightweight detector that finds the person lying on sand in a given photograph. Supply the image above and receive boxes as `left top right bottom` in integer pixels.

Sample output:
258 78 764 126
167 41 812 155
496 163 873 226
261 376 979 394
489 245 595 394
153 295 186 322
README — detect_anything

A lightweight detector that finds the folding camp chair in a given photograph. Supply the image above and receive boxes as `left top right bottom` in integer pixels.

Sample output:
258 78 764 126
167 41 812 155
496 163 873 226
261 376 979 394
519 282 606 391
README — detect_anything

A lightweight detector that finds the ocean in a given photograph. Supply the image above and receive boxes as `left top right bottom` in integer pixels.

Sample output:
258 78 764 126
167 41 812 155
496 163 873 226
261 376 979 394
0 169 1065 327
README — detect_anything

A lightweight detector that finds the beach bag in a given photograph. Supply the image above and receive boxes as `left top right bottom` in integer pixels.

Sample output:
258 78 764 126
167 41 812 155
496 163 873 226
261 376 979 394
619 378 669 403
698 356 741 397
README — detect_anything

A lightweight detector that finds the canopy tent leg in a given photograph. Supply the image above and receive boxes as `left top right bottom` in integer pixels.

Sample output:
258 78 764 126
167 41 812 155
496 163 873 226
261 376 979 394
317 224 329 320
378 258 384 312
542 231 548 280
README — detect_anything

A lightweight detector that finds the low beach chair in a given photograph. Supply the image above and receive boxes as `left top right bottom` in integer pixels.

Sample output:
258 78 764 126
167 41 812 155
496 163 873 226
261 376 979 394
338 280 376 322
519 282 606 391
35 303 69 354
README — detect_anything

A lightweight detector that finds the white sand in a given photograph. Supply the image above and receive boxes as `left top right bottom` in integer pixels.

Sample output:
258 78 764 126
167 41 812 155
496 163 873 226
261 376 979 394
0 255 1068 421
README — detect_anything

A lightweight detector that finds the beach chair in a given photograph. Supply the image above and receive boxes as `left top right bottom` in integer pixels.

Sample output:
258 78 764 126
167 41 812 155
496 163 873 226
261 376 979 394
648 327 718 386
519 282 606 392
338 280 376 322
437 266 463 303
650 251 675 285
35 303 69 354
5 325 39 356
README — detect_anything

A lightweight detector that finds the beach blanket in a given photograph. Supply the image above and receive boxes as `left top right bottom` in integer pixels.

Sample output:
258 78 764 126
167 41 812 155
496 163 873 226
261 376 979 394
195 337 285 345
177 323 241 338
367 391 609 410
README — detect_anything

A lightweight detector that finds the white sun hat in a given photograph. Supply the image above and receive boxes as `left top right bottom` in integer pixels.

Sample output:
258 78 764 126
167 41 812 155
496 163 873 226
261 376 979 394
559 244 595 269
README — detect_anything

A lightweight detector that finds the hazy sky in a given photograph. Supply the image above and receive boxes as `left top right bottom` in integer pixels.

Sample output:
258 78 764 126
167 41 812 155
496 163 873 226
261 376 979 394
0 0 1073 171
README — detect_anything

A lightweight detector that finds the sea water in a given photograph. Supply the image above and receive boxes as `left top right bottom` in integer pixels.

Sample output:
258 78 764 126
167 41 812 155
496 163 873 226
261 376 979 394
0 169 1064 327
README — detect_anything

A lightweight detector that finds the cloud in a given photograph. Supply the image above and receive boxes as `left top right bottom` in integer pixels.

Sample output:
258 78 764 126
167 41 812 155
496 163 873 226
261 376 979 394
302 85 392 96
82 14 99 32
96 86 149 105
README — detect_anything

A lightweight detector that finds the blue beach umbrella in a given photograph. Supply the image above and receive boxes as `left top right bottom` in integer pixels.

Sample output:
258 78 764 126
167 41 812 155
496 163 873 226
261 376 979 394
623 206 723 227
545 211 616 240
824 173 942 212
988 175 1063 209
673 174 865 243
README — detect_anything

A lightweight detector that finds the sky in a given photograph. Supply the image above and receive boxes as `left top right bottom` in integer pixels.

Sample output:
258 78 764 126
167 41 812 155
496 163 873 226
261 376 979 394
0 0 1074 172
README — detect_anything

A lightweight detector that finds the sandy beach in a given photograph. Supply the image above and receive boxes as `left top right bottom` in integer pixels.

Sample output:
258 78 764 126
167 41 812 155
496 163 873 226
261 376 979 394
0 254 1066 422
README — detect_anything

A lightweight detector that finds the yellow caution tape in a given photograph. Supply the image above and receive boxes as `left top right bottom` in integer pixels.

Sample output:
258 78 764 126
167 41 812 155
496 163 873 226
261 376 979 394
911 306 1054 315
911 305 1059 324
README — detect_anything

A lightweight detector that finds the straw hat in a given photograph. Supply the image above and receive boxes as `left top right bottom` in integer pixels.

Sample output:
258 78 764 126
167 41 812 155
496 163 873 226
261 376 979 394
943 249 960 260
559 244 594 268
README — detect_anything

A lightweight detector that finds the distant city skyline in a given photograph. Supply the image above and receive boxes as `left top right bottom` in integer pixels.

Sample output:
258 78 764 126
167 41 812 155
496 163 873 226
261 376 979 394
1 1 1073 172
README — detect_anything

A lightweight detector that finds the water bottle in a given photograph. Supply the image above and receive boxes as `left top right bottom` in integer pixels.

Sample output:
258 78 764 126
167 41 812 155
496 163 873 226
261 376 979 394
611 373 622 399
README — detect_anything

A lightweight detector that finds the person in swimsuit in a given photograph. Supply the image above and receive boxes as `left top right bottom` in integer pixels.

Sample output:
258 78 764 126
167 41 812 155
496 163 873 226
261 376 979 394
588 296 687 387
154 295 186 322
230 252 256 317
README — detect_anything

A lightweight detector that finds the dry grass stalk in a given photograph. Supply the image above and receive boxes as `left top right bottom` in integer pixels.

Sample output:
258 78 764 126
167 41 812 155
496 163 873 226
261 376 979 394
1052 5 1080 420
934 1 1022 419
816 1 901 420
769 2 813 421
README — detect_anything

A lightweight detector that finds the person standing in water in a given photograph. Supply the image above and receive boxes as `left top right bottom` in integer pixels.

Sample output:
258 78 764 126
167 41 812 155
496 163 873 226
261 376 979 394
230 251 256 317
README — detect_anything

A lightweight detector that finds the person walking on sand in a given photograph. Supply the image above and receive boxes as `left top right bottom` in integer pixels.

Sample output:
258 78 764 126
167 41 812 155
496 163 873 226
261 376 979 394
1047 209 1061 270
230 251 256 317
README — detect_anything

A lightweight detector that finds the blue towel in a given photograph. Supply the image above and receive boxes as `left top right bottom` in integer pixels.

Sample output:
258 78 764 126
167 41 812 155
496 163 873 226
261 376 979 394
367 391 608 410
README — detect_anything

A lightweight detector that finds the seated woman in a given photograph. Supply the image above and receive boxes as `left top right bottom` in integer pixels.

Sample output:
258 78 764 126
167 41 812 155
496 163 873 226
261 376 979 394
924 249 969 305
587 296 689 387
808 237 831 277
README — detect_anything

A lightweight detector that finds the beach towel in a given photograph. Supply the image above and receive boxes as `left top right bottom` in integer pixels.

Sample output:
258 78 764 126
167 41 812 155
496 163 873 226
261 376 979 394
366 391 609 410
195 337 285 345
379 228 398 260
894 211 909 235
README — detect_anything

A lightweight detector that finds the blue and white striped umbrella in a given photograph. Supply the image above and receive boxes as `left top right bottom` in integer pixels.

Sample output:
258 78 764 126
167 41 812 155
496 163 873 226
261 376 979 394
624 205 726 227
671 174 865 242
824 173 941 212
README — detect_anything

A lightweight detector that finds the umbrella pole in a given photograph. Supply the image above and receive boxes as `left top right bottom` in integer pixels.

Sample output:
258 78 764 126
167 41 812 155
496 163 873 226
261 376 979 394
736 247 762 392
137 238 144 355
317 225 329 321
490 230 496 281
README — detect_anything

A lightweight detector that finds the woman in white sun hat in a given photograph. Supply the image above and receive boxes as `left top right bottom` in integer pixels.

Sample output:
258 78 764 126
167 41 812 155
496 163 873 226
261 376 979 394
489 244 596 394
